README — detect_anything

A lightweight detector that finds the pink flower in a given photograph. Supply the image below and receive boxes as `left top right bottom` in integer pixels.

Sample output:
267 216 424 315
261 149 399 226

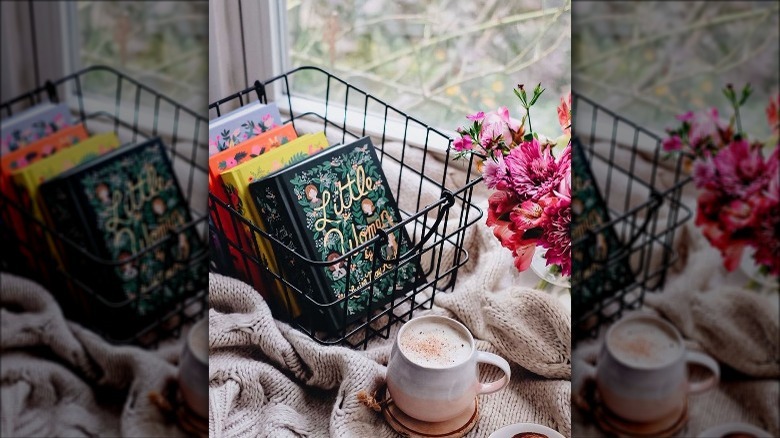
557 92 571 135
711 139 768 198
226 158 238 168
253 124 264 136
479 107 520 150
486 190 518 227
663 135 683 152
482 154 509 190
467 111 485 121
510 200 545 231
538 195 571 276
767 94 779 136
504 139 564 201
453 135 474 152
492 220 536 272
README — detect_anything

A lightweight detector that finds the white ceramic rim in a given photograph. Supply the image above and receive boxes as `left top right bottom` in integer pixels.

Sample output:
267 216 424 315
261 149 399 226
697 422 773 438
187 317 208 364
395 315 475 370
605 313 685 370
488 422 565 438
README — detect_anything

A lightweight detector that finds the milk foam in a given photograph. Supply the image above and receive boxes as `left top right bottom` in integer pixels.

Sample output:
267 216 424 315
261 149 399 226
609 319 681 367
399 320 472 368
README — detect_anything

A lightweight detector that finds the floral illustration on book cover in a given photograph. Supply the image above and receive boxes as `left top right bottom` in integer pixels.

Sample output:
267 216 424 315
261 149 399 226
80 144 203 315
284 145 418 316
209 113 279 154
2 113 69 154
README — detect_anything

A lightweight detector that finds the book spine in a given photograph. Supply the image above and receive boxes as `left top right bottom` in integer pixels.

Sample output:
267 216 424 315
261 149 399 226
219 168 293 310
39 179 104 316
251 177 335 327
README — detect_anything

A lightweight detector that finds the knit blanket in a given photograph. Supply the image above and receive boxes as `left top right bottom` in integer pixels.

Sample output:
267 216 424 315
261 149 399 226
0 272 189 437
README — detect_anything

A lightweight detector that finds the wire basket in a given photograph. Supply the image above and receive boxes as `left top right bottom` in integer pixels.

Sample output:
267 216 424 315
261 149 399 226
0 65 209 346
571 93 693 342
208 66 483 349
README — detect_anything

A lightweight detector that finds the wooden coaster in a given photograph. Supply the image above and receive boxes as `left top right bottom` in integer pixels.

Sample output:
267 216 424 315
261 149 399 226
575 377 688 438
372 386 479 438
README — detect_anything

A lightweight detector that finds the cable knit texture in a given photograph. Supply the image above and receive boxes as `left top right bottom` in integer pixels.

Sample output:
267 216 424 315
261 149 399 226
0 272 188 437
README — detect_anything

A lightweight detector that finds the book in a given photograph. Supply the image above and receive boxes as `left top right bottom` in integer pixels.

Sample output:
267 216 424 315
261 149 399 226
219 132 332 315
11 132 121 266
570 137 635 316
208 122 297 288
208 101 283 155
0 123 89 267
1 102 73 155
39 137 206 317
208 123 298 195
249 137 423 332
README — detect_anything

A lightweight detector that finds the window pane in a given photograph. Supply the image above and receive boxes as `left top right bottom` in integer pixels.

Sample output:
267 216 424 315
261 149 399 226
287 0 571 132
76 1 208 110
572 1 779 137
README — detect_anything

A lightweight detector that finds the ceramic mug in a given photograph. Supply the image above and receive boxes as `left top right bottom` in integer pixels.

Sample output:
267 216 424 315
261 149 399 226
579 313 720 423
179 317 208 418
386 315 511 423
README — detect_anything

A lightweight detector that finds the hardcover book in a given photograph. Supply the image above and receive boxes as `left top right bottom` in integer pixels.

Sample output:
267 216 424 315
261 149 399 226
571 138 635 316
39 137 206 317
0 123 90 267
1 102 73 155
250 137 423 332
218 132 331 314
208 101 282 155
11 132 121 265
208 123 297 195
208 122 297 288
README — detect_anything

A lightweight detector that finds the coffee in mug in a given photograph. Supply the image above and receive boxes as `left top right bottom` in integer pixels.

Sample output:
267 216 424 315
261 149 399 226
386 315 511 423
578 313 720 424
398 319 472 368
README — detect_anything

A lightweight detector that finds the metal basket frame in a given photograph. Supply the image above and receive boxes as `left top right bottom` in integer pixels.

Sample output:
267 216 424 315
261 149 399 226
571 93 693 342
0 65 209 346
208 66 483 349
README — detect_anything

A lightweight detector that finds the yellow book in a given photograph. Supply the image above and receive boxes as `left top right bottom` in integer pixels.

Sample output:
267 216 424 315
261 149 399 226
219 132 331 315
12 132 121 263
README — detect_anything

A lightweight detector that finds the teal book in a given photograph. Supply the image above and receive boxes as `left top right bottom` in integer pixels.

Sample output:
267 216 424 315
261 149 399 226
571 137 635 316
249 137 423 331
39 137 207 317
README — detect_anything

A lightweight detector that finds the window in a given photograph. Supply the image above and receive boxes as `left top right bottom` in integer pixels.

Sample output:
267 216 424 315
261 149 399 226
286 0 571 132
573 1 779 137
72 1 209 111
210 0 571 138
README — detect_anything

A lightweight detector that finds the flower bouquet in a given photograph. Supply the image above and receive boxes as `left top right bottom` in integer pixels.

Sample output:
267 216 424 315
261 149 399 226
663 84 779 283
453 84 572 281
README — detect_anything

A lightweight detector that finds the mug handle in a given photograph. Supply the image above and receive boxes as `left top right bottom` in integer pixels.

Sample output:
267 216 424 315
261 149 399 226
685 350 720 393
475 351 512 394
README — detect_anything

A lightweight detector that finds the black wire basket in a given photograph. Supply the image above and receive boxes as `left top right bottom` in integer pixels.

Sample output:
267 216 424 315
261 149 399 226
208 66 483 349
571 93 693 342
0 65 209 346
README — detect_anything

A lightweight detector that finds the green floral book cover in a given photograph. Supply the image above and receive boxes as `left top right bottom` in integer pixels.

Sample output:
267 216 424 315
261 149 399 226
39 137 207 317
571 138 634 317
250 137 423 331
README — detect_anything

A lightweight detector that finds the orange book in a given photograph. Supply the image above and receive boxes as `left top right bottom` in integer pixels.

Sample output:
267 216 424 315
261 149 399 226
0 124 89 268
208 123 297 287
